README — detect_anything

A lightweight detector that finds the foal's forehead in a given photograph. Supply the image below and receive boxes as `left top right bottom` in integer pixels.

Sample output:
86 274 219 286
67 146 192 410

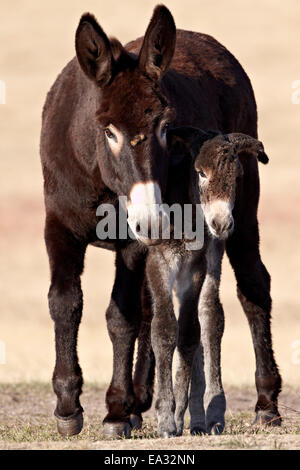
197 137 238 170
97 67 166 129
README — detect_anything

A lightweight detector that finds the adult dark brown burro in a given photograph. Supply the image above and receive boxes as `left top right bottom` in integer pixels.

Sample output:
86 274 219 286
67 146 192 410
40 5 281 438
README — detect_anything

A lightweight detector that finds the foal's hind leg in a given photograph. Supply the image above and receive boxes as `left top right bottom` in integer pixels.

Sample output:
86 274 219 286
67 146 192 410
174 254 205 436
103 244 145 438
198 238 226 435
45 214 86 436
130 279 155 431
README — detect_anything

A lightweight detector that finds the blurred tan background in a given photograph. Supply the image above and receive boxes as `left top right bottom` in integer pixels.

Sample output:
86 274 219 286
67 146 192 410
0 0 299 389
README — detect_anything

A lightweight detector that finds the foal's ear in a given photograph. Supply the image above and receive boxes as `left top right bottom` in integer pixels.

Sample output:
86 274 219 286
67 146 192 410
75 13 114 87
167 127 214 166
227 133 269 164
139 5 176 81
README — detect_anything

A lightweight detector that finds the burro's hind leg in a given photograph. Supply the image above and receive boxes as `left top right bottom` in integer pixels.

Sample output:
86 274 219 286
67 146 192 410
226 154 281 426
130 279 155 431
226 223 281 424
189 343 206 435
45 214 86 436
199 238 226 435
174 253 205 436
103 244 145 439
146 248 179 438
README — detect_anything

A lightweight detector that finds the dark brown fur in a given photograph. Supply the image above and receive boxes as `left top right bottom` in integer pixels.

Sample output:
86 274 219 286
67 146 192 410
145 130 281 436
40 5 280 437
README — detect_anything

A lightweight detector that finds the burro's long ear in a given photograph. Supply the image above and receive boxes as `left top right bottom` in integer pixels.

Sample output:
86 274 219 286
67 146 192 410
167 127 216 166
227 133 269 164
75 13 114 87
139 5 176 81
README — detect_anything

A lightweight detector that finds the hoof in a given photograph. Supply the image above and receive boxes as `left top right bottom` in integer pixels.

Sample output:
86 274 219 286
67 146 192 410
190 427 206 436
103 421 132 439
130 414 143 431
210 422 224 435
55 411 83 437
158 430 177 439
253 411 282 427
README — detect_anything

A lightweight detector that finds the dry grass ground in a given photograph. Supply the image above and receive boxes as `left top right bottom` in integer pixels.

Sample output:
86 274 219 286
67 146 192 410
0 383 300 450
0 0 300 450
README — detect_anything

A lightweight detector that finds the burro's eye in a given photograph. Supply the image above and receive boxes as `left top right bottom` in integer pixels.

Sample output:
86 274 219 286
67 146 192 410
161 122 169 137
157 122 169 147
105 128 117 141
103 124 124 157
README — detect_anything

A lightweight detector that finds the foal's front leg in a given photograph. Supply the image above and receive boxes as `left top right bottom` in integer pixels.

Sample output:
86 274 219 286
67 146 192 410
198 238 226 434
146 249 179 438
174 253 206 436
45 214 86 436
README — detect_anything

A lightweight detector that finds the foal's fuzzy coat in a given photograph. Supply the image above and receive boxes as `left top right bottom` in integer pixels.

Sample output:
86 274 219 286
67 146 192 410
146 130 280 437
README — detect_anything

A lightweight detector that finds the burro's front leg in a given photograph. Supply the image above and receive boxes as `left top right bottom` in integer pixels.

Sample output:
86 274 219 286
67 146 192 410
45 214 87 436
146 249 179 438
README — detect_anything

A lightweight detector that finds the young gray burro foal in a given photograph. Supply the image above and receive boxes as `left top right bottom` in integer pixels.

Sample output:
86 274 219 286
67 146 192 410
146 128 270 437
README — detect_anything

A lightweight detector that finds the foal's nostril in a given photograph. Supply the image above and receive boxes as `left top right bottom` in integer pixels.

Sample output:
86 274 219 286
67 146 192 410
211 218 222 234
210 216 233 237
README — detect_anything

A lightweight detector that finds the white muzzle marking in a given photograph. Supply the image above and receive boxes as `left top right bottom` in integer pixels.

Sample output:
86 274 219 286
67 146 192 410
127 181 166 243
202 200 234 239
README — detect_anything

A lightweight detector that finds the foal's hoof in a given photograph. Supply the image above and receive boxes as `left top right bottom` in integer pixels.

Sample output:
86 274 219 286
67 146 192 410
159 430 177 439
55 411 83 437
130 414 143 431
158 424 177 438
103 421 132 439
253 411 282 427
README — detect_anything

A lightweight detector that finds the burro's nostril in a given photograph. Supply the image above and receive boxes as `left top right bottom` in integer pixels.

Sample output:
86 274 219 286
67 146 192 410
227 218 234 232
128 207 168 245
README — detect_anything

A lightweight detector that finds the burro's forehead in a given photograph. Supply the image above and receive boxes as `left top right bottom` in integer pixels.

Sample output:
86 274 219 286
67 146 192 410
96 66 168 131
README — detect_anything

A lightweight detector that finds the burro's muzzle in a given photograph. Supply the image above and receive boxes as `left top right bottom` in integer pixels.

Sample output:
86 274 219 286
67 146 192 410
202 200 234 240
127 181 170 245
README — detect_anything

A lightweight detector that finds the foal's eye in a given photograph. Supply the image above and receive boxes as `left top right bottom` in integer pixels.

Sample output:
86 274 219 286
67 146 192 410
105 128 117 141
198 169 207 178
